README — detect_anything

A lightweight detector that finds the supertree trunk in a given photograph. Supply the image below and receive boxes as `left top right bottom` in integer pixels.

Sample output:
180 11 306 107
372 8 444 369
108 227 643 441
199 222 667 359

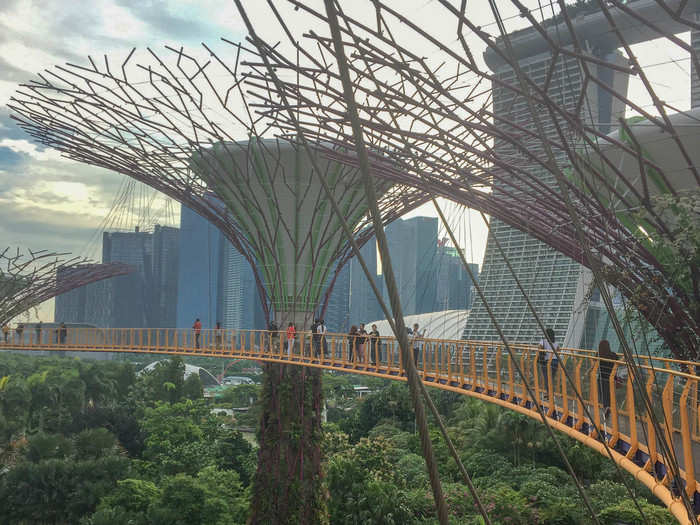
250 363 326 525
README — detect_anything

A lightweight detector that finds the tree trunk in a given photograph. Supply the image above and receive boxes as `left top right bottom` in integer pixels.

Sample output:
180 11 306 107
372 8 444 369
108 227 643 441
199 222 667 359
248 363 326 524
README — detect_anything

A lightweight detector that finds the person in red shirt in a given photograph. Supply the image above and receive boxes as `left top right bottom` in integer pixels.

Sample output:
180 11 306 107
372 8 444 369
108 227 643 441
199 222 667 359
286 322 296 356
193 318 202 348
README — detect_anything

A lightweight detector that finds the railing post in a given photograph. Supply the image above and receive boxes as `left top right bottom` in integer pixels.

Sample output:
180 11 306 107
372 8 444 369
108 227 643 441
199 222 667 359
661 374 675 484
495 347 502 399
645 372 658 476
560 356 569 424
608 362 620 447
520 351 529 407
533 349 541 404
590 360 601 439
446 343 452 384
507 352 514 402
680 378 696 499
625 370 638 460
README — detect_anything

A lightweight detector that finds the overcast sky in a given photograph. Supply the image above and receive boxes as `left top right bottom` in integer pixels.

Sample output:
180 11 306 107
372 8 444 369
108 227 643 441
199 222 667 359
0 1 693 322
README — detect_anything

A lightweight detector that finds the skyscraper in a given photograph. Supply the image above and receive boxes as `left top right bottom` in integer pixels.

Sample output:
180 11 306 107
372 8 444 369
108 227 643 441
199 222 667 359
346 238 381 328
54 265 113 327
176 204 266 331
381 216 438 316
323 262 351 332
176 205 224 329
55 226 179 327
221 242 266 331
151 225 179 327
436 246 478 311
465 32 629 346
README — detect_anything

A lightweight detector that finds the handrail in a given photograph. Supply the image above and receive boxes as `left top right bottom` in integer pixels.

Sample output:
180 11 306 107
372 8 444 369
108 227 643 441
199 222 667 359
2 326 699 523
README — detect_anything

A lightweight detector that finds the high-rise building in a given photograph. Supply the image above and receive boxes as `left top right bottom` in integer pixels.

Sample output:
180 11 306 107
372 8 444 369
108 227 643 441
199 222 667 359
176 205 225 329
436 246 478 311
176 205 266 331
465 32 629 346
54 265 113 327
55 226 179 327
380 216 439 316
323 262 351 332
221 242 266 331
346 239 382 328
151 225 180 327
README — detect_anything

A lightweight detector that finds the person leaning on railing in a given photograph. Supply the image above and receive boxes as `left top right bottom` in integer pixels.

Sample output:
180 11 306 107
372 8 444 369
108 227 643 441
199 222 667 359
369 324 380 364
537 327 559 400
268 320 279 353
1 323 9 343
597 339 619 419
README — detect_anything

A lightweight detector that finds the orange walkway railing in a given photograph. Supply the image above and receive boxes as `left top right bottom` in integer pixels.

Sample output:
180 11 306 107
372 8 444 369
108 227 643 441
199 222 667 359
2 326 698 523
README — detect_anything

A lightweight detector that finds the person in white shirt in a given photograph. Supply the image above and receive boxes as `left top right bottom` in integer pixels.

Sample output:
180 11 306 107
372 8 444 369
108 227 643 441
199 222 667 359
538 327 559 400
411 323 425 366
318 319 328 357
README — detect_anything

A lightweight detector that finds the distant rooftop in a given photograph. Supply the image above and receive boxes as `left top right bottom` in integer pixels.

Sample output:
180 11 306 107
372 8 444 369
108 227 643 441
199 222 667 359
484 0 698 70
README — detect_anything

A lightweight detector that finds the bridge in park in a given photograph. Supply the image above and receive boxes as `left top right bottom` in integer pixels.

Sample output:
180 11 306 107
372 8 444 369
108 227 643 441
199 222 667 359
2 326 699 522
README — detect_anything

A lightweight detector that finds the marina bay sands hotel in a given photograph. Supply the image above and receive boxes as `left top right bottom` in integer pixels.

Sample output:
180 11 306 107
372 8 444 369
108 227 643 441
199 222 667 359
464 1 699 349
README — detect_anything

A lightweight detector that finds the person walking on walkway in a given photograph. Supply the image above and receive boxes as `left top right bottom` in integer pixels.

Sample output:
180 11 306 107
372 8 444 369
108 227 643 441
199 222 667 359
35 321 42 344
311 318 321 357
286 322 296 356
2 323 9 343
357 323 368 364
598 339 619 419
538 328 559 400
411 323 425 366
215 321 223 349
59 322 67 345
369 324 380 364
269 320 279 353
319 319 328 357
348 325 358 362
16 323 24 343
193 318 202 349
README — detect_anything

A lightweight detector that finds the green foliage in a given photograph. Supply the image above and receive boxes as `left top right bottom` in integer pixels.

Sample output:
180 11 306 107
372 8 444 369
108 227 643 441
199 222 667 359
139 400 217 478
219 382 261 407
0 354 679 525
327 445 412 524
136 357 202 403
0 454 131 524
75 427 118 459
598 498 677 525
87 468 249 525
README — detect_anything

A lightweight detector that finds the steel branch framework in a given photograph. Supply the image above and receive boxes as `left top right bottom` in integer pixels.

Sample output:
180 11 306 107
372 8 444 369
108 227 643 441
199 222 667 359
0 247 131 326
232 0 699 361
8 43 424 320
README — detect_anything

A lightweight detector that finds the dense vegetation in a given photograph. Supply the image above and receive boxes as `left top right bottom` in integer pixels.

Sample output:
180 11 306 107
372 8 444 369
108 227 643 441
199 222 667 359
0 352 674 524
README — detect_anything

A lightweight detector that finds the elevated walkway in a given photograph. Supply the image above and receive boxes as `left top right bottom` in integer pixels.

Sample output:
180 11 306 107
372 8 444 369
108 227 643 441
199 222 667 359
3 327 699 523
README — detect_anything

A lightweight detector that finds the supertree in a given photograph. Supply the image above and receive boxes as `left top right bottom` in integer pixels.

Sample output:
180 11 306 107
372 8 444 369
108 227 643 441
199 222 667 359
0 247 131 326
235 0 699 362
8 43 426 523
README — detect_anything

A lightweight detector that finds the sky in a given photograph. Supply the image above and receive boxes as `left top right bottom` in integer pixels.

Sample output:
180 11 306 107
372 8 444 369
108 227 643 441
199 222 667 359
0 0 694 322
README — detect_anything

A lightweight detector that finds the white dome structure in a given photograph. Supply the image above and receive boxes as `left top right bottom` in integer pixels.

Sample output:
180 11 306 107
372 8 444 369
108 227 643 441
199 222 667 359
140 360 220 387
366 309 470 341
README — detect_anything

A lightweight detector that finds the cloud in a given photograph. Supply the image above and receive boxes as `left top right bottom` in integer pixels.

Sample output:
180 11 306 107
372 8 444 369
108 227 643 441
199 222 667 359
0 145 24 169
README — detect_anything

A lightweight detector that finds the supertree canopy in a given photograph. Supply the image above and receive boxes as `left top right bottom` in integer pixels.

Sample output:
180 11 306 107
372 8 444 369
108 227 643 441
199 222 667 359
190 138 393 319
8 44 422 324
0 247 131 326
234 0 700 361
8 41 424 524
